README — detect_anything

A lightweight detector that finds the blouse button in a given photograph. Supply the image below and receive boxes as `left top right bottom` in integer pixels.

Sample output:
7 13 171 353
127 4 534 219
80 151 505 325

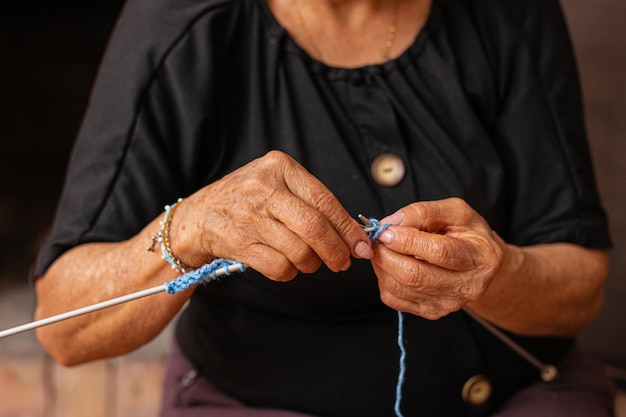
461 375 492 406
371 153 406 187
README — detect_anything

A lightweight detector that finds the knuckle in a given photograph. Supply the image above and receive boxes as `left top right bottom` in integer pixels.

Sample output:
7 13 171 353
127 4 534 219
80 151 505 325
297 259 323 274
379 275 401 298
448 196 467 209
447 197 471 215
299 210 327 240
237 175 270 198
226 199 256 222
264 149 290 165
379 290 401 311
403 268 423 290
415 300 461 320
314 190 337 211
426 239 451 265
410 202 429 222
419 309 446 321
265 260 299 282
292 248 322 273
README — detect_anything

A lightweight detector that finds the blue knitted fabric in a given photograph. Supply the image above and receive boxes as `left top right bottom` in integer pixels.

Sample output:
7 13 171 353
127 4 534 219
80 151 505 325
164 259 246 294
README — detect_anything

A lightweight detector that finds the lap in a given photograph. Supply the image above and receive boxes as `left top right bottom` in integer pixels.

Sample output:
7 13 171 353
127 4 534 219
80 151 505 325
160 340 616 417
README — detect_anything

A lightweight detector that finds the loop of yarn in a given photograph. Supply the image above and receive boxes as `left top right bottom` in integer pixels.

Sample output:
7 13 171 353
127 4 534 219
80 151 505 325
164 259 246 294
366 217 392 241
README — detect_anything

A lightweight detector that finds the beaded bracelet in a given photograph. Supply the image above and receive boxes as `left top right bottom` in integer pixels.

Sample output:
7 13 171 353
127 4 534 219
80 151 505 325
148 198 195 273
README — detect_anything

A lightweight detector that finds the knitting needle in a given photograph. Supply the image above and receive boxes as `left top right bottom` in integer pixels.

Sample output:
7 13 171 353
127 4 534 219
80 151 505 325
463 307 558 381
358 214 376 233
0 263 244 340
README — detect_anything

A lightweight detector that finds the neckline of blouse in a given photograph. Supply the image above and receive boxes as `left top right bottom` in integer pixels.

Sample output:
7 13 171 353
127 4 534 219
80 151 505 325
257 0 443 78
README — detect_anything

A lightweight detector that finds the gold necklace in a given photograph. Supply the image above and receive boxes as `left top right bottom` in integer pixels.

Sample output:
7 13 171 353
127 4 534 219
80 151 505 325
287 0 399 64
381 14 398 62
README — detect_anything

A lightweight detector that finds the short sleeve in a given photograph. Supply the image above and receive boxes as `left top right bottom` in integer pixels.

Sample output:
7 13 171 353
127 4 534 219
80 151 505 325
483 0 611 248
31 0 237 279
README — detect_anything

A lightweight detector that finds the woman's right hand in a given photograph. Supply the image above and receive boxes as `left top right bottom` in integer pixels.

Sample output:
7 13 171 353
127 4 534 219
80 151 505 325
171 151 373 281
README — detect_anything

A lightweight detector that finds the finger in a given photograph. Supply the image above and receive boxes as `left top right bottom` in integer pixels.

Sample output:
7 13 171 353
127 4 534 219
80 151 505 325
372 245 478 298
252 218 324 274
269 193 353 272
372 261 465 319
205 212 323 279
380 198 486 233
236 243 301 282
377 226 481 271
202 227 301 282
372 244 492 305
277 152 372 259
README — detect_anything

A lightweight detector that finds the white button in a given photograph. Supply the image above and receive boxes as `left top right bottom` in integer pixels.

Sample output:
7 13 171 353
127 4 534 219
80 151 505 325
462 375 492 406
371 153 405 187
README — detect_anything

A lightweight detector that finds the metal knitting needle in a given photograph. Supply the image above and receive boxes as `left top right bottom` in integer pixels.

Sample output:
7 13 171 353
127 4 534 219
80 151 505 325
358 214 376 233
463 307 558 381
0 263 245 340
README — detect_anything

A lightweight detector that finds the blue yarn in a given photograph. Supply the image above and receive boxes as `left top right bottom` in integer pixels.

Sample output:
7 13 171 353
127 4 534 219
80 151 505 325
366 218 391 241
394 310 407 417
366 218 406 417
164 259 246 294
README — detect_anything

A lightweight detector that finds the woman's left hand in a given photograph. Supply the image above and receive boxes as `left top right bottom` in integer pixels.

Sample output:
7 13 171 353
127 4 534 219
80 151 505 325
371 198 506 319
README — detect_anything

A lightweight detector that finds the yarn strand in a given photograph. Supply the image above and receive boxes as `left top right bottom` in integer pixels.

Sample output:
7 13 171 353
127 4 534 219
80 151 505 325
363 217 405 417
394 310 407 417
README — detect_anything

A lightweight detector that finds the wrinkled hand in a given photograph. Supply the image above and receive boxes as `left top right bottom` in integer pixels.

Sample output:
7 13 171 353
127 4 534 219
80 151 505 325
173 151 372 281
371 198 505 319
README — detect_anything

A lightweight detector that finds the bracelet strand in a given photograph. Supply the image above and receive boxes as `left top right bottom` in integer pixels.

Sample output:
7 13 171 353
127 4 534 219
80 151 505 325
148 198 195 273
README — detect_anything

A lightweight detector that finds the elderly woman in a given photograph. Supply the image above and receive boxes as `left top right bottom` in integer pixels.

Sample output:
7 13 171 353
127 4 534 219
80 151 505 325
33 0 616 416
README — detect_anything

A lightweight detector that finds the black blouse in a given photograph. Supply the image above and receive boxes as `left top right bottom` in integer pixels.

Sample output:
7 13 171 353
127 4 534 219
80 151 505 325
34 0 611 416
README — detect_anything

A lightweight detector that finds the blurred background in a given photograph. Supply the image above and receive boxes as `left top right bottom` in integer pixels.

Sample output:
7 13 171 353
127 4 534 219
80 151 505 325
0 0 624 415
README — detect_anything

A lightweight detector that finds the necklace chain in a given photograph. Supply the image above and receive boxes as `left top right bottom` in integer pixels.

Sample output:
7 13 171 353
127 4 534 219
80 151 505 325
287 0 399 64
382 21 397 62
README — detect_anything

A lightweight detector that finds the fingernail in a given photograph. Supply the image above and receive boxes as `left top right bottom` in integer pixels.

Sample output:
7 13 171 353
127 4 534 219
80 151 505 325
380 211 404 226
378 230 392 245
355 241 374 260
341 259 352 271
